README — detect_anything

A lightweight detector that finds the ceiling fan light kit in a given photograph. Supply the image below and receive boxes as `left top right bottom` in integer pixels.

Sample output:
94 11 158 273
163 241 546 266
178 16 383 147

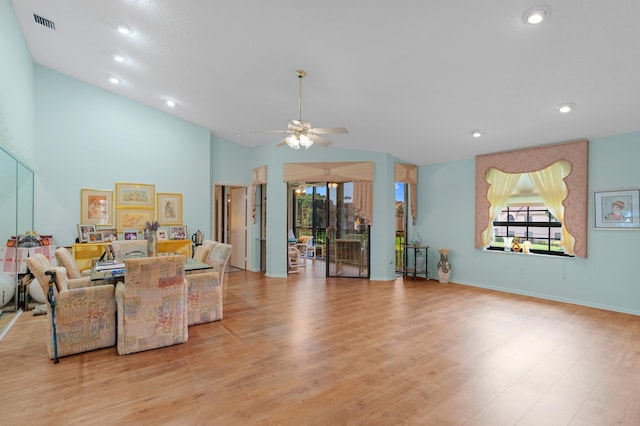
250 69 348 149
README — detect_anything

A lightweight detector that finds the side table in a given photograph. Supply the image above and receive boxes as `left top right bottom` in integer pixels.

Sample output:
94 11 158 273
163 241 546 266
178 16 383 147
403 245 429 281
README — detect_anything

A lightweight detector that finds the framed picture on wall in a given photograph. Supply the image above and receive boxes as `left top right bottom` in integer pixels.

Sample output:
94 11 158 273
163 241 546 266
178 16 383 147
157 193 183 225
116 208 155 230
77 224 96 243
80 188 113 226
594 189 640 230
115 182 155 209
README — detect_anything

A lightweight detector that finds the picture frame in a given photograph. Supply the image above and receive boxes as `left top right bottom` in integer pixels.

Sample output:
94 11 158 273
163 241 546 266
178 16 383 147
87 231 104 243
157 229 168 240
594 189 640 230
99 228 118 242
80 188 114 226
77 224 96 243
116 208 155 230
157 193 183 225
169 225 187 240
123 230 139 241
115 182 155 209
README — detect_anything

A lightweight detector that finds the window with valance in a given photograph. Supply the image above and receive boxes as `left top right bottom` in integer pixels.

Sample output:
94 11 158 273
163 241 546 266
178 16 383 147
475 139 588 258
395 163 418 225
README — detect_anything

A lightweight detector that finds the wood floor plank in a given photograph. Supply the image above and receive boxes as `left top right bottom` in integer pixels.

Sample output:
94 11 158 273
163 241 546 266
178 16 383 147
0 270 639 425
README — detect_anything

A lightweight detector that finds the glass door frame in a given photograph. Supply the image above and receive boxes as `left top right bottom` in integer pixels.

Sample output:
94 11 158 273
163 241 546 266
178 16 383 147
324 182 370 279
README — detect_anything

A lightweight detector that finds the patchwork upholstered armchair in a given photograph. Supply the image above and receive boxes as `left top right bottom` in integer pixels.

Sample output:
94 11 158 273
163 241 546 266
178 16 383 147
25 254 116 359
204 242 232 277
55 247 91 278
116 255 188 355
193 240 217 263
186 242 231 326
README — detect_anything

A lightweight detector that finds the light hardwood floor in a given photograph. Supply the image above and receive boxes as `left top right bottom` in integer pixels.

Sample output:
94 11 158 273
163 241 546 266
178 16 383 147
1 268 639 425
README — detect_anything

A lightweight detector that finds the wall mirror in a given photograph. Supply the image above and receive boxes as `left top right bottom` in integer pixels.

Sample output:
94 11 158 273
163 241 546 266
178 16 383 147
0 145 34 339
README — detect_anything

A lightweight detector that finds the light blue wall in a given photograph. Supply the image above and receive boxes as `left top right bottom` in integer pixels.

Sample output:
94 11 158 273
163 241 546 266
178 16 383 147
0 0 35 164
231 142 398 279
5 0 638 314
34 66 211 246
418 132 640 315
211 135 252 185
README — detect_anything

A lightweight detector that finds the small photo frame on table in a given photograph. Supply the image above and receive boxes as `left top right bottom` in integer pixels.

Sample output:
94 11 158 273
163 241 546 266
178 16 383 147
87 232 104 243
123 230 139 241
116 208 155 230
80 189 114 226
77 224 96 243
594 189 640 230
100 228 117 242
169 225 187 240
157 229 168 240
115 182 155 208
157 193 183 225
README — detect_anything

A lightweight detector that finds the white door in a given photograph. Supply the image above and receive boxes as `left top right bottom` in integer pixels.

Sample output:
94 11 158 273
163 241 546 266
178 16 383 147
229 187 247 269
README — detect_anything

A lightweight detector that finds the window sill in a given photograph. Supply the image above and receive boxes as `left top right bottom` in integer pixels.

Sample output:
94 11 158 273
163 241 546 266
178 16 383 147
483 247 574 258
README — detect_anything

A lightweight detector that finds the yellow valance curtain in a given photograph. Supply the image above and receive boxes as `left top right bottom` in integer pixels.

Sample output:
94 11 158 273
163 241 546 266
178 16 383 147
529 160 574 255
481 168 521 246
480 161 575 255
250 165 267 224
395 163 418 225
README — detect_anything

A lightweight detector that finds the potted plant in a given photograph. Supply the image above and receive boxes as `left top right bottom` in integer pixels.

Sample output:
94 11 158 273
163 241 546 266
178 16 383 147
409 233 424 247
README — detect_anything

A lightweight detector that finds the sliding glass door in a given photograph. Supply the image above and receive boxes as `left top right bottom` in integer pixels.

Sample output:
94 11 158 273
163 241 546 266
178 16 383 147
291 182 369 278
325 182 369 278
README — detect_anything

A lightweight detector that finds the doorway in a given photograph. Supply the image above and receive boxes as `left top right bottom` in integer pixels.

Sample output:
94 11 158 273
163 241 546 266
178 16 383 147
213 185 249 270
290 182 369 278
325 182 369 278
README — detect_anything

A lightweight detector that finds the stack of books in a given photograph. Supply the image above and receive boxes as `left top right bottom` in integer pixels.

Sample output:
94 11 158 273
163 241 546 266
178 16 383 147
95 260 125 271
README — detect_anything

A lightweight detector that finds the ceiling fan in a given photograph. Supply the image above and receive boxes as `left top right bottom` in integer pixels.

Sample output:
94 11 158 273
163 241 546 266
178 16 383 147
250 70 348 149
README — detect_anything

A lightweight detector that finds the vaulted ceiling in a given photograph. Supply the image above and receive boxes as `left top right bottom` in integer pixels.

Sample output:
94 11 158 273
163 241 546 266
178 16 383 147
10 0 640 165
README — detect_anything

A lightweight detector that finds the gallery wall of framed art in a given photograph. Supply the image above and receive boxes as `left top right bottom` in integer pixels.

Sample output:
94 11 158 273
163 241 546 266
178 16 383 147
77 182 186 242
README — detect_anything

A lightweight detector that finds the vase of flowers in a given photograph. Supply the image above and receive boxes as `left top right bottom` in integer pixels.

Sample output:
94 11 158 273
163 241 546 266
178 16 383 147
437 248 451 283
145 220 160 257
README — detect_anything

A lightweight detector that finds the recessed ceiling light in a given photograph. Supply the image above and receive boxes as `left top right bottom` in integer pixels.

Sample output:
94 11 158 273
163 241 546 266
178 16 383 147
555 102 576 114
115 23 133 35
113 54 126 63
109 77 120 84
471 130 483 138
523 5 551 24
166 100 176 107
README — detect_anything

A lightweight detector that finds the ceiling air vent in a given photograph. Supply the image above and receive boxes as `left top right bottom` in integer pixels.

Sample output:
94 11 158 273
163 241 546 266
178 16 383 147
33 13 56 30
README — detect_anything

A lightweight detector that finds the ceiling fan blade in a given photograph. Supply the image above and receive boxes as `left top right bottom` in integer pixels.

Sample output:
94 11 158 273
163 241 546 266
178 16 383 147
309 127 348 134
249 129 288 134
308 134 333 147
275 138 289 147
